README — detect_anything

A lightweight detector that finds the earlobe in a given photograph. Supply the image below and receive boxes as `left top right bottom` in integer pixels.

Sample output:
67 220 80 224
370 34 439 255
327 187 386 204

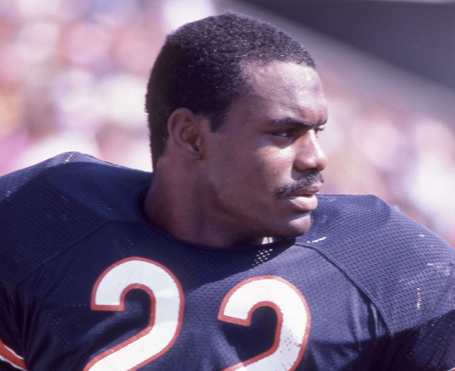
167 108 205 160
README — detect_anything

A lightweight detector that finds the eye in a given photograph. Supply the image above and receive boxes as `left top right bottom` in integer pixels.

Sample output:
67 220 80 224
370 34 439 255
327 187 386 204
273 130 295 138
314 126 325 136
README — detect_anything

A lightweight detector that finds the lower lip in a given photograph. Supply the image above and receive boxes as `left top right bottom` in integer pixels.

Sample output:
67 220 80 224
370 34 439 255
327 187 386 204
288 194 318 212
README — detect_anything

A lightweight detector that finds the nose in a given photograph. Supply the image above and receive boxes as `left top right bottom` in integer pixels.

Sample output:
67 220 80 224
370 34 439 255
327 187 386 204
294 130 328 173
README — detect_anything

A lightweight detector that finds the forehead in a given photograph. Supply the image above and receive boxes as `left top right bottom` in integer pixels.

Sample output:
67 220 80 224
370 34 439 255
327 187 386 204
230 61 328 124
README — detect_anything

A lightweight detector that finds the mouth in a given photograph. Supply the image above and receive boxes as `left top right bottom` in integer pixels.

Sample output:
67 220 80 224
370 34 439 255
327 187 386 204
286 184 321 212
289 184 321 197
277 173 323 197
276 173 323 213
287 194 318 212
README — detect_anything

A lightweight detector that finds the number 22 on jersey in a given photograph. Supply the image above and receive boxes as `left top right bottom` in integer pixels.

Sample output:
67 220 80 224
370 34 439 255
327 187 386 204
84 257 311 371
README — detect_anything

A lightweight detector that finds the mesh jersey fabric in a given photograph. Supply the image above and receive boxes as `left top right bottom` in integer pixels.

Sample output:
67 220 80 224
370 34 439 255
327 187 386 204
0 152 454 371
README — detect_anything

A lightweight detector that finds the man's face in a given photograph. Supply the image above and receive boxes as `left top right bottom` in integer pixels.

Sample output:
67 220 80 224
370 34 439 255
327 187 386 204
201 61 328 242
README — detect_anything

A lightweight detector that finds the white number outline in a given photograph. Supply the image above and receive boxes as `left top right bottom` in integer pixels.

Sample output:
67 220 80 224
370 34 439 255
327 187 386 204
0 339 27 371
218 275 311 371
84 262 311 371
83 257 184 371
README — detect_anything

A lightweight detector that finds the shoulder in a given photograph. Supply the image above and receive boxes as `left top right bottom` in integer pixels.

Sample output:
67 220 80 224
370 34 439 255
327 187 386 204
0 152 151 222
298 194 455 334
0 152 151 294
305 194 450 251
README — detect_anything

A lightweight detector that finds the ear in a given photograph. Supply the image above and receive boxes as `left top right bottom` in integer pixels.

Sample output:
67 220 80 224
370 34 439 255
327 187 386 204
167 108 208 160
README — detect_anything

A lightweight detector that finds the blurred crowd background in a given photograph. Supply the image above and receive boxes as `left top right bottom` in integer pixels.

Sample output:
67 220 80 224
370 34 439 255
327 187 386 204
1 0 454 246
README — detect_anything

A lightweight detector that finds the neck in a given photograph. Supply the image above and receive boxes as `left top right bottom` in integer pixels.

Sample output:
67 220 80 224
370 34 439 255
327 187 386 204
143 170 264 248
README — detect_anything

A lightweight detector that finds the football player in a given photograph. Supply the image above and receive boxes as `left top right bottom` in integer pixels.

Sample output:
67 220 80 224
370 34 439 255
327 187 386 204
1 13 454 371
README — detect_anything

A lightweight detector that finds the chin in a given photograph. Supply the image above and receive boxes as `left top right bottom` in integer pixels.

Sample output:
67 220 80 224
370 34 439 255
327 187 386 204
274 213 312 238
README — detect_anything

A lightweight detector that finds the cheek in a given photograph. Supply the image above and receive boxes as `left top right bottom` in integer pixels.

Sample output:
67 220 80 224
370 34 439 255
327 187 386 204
222 151 291 202
209 152 269 197
253 148 293 181
208 137 292 193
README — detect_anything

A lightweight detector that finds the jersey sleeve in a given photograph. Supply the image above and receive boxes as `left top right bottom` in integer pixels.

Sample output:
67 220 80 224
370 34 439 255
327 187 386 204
414 272 455 371
389 263 455 371
305 195 455 371
0 284 27 371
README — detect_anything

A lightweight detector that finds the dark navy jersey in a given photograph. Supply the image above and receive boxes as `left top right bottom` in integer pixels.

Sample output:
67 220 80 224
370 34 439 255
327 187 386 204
1 152 455 371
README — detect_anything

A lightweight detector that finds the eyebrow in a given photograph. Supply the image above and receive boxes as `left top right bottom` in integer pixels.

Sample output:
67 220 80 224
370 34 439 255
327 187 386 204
268 117 327 129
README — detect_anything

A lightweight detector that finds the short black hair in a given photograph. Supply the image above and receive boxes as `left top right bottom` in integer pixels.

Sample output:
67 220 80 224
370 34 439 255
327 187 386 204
146 12 315 167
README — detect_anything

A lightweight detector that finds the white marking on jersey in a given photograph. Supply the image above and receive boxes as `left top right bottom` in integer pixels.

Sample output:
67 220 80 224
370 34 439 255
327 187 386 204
0 355 26 371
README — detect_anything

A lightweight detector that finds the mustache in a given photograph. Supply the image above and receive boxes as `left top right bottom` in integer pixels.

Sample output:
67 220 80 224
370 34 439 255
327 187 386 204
277 172 324 198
